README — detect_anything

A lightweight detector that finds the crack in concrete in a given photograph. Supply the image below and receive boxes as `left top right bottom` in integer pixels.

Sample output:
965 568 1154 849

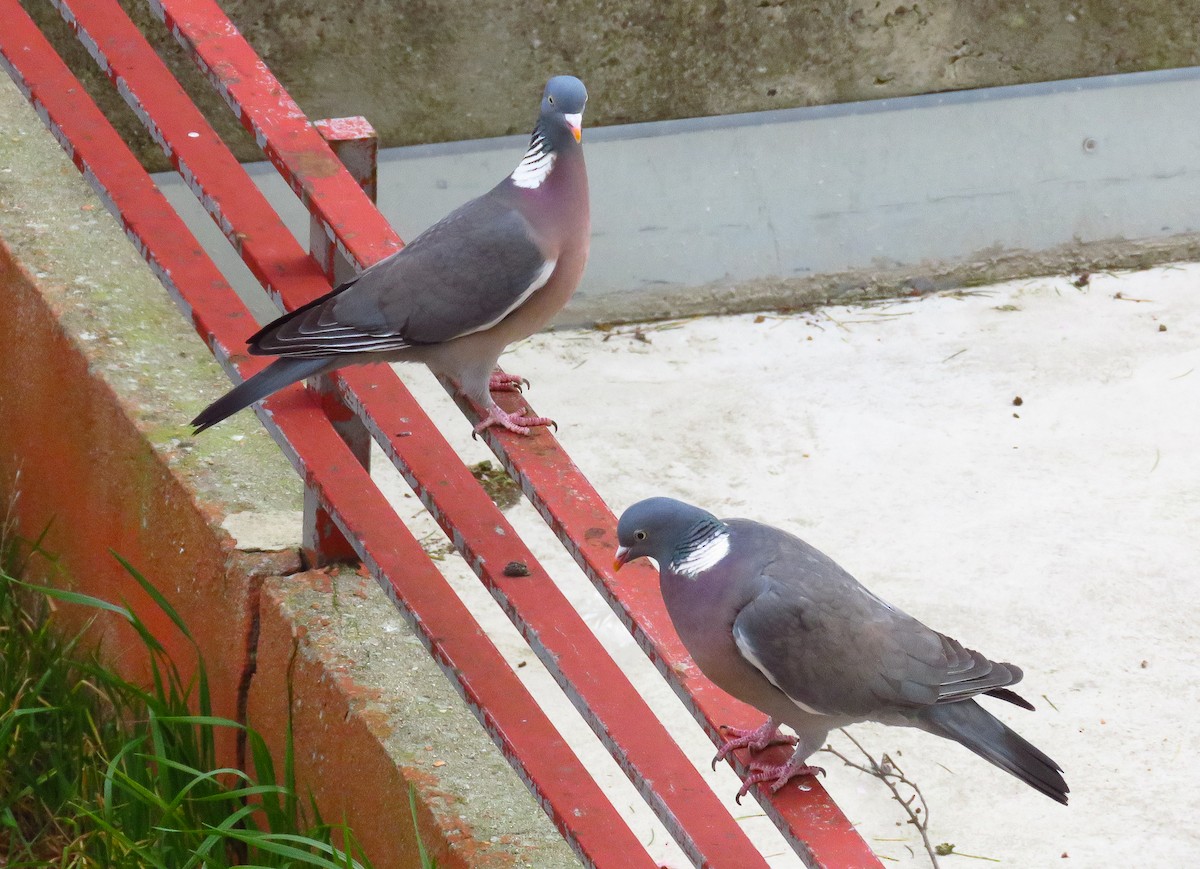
231 548 304 769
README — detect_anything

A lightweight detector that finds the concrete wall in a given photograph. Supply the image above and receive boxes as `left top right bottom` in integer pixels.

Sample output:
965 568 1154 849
22 0 1200 169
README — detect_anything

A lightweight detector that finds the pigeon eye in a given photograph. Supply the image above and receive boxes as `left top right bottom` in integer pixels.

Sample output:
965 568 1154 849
635 531 647 541
547 95 555 105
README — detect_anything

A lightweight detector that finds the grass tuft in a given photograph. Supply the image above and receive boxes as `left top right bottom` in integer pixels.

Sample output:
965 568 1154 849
0 540 373 868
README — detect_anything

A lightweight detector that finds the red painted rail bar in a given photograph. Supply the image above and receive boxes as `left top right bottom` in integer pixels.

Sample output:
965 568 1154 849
152 0 402 273
44 0 776 865
0 10 652 868
147 1 883 865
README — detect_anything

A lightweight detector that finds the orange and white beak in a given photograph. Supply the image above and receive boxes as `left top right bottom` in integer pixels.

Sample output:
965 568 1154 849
565 112 583 142
613 545 630 571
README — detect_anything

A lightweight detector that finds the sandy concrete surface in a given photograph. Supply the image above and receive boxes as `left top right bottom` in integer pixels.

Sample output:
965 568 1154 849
351 263 1199 866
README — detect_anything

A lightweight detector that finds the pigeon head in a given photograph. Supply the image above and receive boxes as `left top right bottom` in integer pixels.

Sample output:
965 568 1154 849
510 75 588 189
614 497 727 574
541 75 588 143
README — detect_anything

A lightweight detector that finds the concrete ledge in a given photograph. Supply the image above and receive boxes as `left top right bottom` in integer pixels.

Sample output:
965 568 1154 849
0 72 570 867
251 568 577 869
0 235 253 734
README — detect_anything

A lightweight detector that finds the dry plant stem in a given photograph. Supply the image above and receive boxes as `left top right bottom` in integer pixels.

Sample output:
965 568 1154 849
1 468 21 553
821 729 941 869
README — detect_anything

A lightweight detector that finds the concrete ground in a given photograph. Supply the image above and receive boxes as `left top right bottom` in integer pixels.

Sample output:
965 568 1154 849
334 263 1198 867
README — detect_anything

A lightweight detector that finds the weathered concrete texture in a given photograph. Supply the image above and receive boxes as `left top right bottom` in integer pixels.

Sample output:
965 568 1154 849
20 0 1200 170
251 569 580 869
0 71 293 743
0 71 570 867
0 71 293 512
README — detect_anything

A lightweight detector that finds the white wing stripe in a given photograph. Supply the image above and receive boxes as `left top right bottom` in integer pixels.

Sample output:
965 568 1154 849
733 624 827 717
454 259 556 339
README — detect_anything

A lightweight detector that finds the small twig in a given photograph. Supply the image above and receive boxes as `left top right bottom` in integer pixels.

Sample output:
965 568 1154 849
822 729 941 868
840 312 915 324
941 349 967 363
824 310 850 331
596 316 699 341
936 843 1002 862
1041 693 1060 712
416 529 454 561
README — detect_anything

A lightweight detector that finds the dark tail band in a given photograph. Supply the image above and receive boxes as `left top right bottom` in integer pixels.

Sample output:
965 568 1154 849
921 699 1069 805
191 356 330 434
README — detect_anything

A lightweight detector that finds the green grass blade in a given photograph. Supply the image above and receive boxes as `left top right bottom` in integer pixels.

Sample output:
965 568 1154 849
2 543 377 869
217 829 367 869
409 783 435 869
12 579 132 620
111 551 193 642
155 714 244 729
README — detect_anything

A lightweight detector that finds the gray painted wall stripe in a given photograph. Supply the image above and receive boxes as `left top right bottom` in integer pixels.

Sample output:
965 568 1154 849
156 67 1200 327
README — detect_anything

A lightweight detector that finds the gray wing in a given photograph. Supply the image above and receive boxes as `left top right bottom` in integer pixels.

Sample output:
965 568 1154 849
729 523 1023 718
249 193 550 357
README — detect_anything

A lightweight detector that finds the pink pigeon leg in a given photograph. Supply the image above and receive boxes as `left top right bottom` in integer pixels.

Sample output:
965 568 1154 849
713 719 798 769
488 371 529 393
735 755 826 804
473 400 556 436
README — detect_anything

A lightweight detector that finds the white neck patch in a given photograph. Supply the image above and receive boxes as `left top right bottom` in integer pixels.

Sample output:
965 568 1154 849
510 132 557 189
671 530 731 578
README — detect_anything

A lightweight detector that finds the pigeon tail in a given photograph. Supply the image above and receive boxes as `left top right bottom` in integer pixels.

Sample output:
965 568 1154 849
191 356 330 433
920 699 1068 805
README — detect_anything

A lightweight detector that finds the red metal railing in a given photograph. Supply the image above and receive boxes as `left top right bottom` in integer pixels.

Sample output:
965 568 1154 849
0 1 882 865
0 8 648 867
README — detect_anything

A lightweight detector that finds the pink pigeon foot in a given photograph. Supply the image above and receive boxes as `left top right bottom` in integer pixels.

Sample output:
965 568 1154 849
713 720 799 769
489 371 529 394
735 758 826 804
473 402 556 436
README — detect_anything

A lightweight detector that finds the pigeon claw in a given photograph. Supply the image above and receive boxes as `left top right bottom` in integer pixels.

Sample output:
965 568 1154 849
474 403 556 436
712 721 799 770
734 760 826 805
488 371 530 394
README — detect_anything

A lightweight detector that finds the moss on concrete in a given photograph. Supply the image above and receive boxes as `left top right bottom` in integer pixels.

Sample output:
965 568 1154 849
0 73 299 517
259 569 581 869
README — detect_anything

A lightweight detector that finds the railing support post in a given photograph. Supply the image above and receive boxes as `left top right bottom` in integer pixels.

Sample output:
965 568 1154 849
303 116 378 565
